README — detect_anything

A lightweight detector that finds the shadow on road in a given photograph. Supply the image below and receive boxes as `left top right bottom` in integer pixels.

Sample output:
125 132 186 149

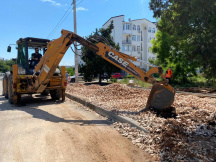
0 94 112 126
84 82 112 86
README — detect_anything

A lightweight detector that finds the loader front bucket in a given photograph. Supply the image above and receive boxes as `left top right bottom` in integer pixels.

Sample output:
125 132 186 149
145 83 175 110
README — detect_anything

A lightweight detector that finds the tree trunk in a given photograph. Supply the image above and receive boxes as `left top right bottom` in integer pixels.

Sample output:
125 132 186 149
99 75 102 84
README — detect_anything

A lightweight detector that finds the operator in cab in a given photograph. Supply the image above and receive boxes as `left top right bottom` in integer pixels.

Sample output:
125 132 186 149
31 48 42 67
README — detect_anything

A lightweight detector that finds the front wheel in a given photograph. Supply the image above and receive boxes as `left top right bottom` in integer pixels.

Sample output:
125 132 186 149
3 74 8 98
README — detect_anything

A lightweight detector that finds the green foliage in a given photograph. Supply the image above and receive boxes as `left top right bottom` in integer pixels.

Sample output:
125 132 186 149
80 21 121 83
110 78 117 83
126 74 135 78
118 78 129 84
149 0 216 80
0 59 16 73
66 67 75 76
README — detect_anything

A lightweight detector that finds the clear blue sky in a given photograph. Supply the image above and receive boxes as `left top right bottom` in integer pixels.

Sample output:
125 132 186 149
0 0 156 66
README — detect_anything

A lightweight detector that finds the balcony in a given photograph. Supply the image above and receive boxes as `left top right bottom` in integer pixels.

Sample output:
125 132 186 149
122 30 132 34
122 40 132 44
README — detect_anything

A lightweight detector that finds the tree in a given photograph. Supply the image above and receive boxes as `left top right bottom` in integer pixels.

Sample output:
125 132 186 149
80 21 121 83
66 67 75 76
0 59 16 73
149 0 216 80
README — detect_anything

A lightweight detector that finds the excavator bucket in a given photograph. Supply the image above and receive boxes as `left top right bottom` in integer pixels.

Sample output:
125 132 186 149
145 83 175 110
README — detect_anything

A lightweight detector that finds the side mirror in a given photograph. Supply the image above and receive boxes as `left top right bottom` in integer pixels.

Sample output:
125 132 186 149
7 46 11 52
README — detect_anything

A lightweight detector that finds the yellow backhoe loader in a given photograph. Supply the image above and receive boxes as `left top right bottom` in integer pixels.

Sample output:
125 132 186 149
3 29 175 110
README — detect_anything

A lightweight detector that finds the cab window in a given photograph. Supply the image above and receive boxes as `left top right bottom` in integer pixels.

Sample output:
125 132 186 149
17 43 28 69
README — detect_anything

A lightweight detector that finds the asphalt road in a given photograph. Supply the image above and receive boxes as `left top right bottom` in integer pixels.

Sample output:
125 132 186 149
0 80 154 162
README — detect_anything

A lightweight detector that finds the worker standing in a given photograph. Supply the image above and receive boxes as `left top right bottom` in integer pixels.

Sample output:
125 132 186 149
165 67 173 84
65 71 69 82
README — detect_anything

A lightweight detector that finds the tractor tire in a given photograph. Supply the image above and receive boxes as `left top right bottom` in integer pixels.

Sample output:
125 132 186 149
50 89 62 100
71 78 75 82
8 74 14 104
62 90 65 102
2 74 8 98
41 90 49 96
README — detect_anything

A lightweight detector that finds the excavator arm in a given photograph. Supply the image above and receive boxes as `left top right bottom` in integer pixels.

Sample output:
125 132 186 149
34 29 175 110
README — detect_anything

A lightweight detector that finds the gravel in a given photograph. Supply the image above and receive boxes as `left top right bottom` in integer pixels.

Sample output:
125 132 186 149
66 83 216 161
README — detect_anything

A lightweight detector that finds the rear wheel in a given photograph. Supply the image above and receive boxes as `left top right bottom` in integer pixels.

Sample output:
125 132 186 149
8 74 14 104
8 74 21 104
62 90 65 102
50 89 62 100
41 90 49 96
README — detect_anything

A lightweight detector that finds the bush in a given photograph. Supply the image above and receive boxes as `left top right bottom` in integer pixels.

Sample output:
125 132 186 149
110 78 117 83
126 75 135 78
118 78 129 84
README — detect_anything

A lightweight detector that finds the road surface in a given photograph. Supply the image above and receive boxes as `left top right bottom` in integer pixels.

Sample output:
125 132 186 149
0 80 155 162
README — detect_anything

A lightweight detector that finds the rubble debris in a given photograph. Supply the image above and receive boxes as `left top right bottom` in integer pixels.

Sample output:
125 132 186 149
66 83 216 161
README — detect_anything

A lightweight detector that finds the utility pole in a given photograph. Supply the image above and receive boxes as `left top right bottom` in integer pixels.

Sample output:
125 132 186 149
73 0 78 83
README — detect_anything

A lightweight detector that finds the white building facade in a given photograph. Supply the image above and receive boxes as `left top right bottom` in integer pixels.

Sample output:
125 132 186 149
103 15 157 71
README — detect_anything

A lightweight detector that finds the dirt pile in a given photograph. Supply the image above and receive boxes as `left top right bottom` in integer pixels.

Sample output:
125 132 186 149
66 83 216 161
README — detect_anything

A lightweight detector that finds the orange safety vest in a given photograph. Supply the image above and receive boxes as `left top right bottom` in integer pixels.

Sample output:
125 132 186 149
166 70 173 78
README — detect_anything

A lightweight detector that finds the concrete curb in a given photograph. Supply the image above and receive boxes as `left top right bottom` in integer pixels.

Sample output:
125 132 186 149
65 93 149 133
176 91 216 98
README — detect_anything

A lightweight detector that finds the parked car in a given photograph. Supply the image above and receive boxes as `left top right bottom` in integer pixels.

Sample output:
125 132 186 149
100 73 110 80
111 73 124 79
70 73 93 82
70 73 84 82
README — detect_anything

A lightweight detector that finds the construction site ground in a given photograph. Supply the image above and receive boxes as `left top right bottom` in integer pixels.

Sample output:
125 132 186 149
0 80 156 162
66 82 216 161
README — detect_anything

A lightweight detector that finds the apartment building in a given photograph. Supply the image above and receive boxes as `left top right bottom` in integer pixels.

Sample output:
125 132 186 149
103 15 157 71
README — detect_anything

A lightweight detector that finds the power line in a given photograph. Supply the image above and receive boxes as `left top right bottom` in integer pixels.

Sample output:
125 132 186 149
47 2 73 38
47 0 85 39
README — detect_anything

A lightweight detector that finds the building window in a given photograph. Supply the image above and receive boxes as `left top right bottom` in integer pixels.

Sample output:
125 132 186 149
127 45 130 51
137 46 141 52
152 28 155 33
122 45 125 52
132 35 136 41
137 35 140 41
148 27 151 32
132 46 136 51
137 25 140 32
124 45 130 51
123 23 131 30
133 25 136 30
126 36 129 42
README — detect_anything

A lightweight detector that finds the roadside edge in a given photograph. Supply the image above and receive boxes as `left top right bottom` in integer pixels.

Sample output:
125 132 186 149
65 93 149 133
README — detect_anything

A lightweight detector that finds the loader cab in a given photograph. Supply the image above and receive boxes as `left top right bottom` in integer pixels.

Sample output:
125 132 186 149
16 37 50 74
